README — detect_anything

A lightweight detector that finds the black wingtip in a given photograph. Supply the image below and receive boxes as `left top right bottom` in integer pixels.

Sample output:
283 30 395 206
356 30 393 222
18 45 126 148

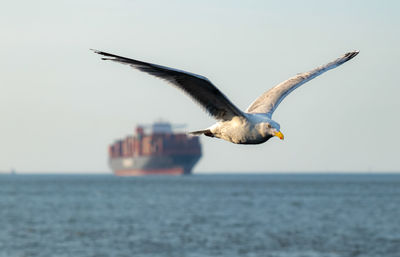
91 48 112 56
91 49 110 57
345 50 360 60
90 49 103 54
91 49 134 63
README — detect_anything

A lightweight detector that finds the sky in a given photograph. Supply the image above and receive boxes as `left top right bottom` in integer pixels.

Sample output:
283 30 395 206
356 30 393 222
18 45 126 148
1 0 400 173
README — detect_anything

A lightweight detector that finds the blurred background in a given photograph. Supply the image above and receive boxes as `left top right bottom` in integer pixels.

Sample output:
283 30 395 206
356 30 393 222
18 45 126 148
1 0 399 173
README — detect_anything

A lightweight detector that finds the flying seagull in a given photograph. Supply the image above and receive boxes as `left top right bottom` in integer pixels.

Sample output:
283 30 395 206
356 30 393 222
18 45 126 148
92 49 359 144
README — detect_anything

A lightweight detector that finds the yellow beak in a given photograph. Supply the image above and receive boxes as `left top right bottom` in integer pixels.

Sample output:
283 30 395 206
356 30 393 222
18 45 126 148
275 131 284 140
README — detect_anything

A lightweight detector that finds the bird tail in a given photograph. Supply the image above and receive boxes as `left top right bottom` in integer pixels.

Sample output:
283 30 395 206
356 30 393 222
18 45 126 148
189 129 214 137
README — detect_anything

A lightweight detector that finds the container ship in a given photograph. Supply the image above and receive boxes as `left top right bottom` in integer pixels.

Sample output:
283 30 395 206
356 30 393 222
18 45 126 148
108 122 202 176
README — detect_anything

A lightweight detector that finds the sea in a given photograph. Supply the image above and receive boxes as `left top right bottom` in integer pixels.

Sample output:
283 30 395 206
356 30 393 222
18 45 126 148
0 174 399 257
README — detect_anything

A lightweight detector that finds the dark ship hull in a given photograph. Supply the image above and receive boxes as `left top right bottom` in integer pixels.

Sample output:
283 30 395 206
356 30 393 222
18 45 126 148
108 122 202 176
109 154 201 176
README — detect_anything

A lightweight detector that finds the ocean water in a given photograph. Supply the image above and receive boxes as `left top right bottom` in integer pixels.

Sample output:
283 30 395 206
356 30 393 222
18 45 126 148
0 174 399 257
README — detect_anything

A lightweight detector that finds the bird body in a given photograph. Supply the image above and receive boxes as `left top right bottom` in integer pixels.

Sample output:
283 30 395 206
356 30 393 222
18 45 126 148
203 114 278 144
93 50 359 145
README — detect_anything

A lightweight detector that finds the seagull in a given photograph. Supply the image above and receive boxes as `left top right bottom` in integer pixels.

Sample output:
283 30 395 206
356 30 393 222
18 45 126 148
92 49 359 144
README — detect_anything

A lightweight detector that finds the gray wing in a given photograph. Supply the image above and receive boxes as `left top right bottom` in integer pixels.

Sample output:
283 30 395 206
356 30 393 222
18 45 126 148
245 51 359 117
92 50 244 121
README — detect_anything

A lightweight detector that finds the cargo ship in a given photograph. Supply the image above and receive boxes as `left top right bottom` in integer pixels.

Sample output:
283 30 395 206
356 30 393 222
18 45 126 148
108 122 202 176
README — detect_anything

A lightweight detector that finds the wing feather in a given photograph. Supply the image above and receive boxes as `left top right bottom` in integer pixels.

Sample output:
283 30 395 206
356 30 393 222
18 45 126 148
92 50 244 121
245 51 359 117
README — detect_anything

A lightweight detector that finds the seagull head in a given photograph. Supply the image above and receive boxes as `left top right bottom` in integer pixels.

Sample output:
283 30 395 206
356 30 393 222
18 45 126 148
261 121 284 140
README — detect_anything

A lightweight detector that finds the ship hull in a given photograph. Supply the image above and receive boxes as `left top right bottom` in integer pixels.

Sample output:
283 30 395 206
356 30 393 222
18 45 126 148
114 168 184 176
109 154 201 176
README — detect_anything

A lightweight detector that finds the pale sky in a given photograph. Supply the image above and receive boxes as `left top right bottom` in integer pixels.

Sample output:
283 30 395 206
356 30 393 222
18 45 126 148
1 0 399 173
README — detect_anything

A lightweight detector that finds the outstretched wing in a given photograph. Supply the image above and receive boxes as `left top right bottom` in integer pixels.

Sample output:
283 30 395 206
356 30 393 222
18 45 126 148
92 50 244 121
245 51 359 117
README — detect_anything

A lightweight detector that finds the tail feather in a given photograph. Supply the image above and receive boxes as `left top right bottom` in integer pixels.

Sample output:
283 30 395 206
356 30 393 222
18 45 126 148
189 129 214 137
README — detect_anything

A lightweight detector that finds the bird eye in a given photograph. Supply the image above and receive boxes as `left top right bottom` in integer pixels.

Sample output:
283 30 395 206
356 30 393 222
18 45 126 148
267 124 272 129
